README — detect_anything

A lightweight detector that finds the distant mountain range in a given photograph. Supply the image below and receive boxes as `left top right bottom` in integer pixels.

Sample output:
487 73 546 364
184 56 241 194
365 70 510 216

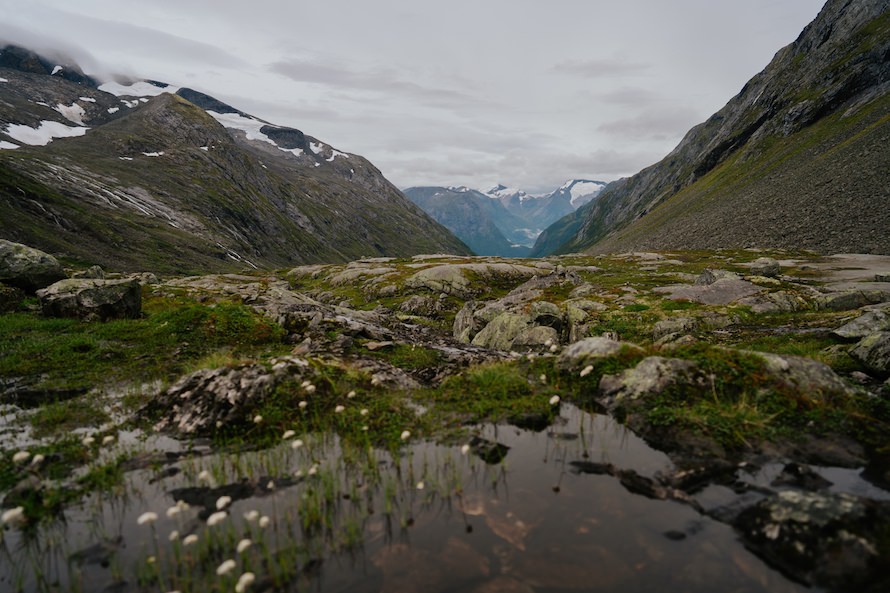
0 45 470 274
531 0 890 257
404 179 606 256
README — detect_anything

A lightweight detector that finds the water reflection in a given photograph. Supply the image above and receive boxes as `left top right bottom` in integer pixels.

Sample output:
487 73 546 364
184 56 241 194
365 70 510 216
1 405 819 592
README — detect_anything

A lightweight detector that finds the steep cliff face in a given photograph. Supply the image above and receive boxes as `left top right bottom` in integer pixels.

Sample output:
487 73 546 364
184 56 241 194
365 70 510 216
532 0 890 256
0 47 470 273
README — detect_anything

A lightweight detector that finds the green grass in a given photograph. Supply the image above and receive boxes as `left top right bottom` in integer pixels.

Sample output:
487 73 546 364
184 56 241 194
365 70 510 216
28 396 111 437
363 343 443 371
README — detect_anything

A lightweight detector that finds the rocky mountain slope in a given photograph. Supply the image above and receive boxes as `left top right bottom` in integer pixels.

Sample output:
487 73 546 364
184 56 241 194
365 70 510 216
405 180 606 256
0 46 470 274
531 0 890 257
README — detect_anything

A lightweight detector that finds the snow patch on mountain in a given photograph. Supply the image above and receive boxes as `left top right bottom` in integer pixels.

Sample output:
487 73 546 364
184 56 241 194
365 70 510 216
54 102 86 125
51 66 62 76
0 78 8 83
98 81 180 98
3 120 89 146
0 140 20 150
564 180 607 208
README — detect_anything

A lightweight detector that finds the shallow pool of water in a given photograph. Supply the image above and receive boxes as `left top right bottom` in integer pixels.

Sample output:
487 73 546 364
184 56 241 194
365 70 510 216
1 405 858 592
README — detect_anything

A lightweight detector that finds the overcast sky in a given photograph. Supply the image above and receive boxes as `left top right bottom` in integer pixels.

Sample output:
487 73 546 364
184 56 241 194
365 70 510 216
1 0 826 193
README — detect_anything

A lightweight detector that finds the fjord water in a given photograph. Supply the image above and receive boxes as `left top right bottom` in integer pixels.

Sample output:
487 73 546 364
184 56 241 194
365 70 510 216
1 405 831 592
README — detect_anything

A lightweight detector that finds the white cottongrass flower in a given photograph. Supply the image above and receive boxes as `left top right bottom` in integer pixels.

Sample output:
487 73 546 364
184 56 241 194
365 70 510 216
294 469 304 478
30 453 45 465
166 505 182 518
460 444 470 455
301 380 312 388
360 408 369 416
362 425 369 431
1 506 26 527
197 470 212 484
334 405 345 413
544 338 553 347
183 534 199 546
282 430 296 440
12 451 30 464
207 511 228 526
304 384 316 394
580 365 594 377
236 538 252 553
137 511 158 525
549 395 561 406
102 435 115 446
266 480 276 490
253 415 263 424
400 430 411 441
539 374 547 384
416 481 425 490
298 400 308 410
549 344 559 352
258 515 271 529
216 495 232 510
347 390 356 399
168 530 180 541
308 464 318 476
235 572 256 593
82 436 95 447
371 376 381 386
243 510 260 522
291 439 304 450
216 558 236 576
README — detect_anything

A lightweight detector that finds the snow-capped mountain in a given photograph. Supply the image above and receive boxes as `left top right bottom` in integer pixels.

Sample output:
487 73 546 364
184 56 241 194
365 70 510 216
0 45 469 272
404 179 608 256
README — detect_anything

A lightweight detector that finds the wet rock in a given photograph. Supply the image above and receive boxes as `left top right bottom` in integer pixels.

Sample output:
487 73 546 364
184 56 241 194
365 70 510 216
833 310 890 340
148 358 309 435
734 491 890 591
471 313 531 351
37 278 142 321
569 460 615 475
557 337 644 370
771 463 832 491
0 239 67 293
470 436 510 464
749 257 780 278
850 332 890 376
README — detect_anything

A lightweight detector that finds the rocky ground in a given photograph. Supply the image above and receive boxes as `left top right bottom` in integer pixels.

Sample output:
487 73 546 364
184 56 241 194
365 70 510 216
2 239 890 591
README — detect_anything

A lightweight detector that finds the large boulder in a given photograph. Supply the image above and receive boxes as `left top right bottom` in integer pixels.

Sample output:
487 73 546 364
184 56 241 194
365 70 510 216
747 351 857 399
849 332 890 376
558 337 644 370
734 490 890 591
37 278 142 321
832 308 890 340
470 313 531 351
598 356 703 408
749 257 780 278
0 239 67 293
654 277 763 305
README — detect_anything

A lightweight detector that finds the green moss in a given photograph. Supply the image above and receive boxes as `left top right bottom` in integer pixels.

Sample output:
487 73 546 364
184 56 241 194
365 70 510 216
363 343 443 371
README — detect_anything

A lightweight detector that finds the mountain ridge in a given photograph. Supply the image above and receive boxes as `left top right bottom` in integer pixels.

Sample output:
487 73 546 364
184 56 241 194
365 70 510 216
531 0 890 257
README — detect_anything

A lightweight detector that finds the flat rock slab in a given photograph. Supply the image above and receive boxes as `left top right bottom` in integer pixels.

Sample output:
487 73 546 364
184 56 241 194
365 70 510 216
37 278 142 321
653 277 764 305
0 239 67 293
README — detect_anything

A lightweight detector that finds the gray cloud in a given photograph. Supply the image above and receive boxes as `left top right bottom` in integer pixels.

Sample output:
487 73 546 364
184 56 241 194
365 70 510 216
596 86 663 106
552 57 651 78
597 106 703 142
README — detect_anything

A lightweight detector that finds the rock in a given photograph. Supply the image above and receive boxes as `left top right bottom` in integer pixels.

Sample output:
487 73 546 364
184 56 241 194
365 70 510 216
738 290 809 313
770 463 832 490
529 301 562 330
734 490 890 591
399 295 440 317
694 269 741 286
148 358 309 435
849 332 890 376
557 337 644 370
37 278 142 321
453 301 481 343
564 298 608 312
471 313 531 351
598 356 702 407
749 257 780 277
816 289 890 311
833 310 890 340
652 316 698 340
0 239 67 293
747 351 856 399
0 284 25 313
365 341 394 351
71 265 106 280
406 263 545 298
654 277 763 305
511 326 559 351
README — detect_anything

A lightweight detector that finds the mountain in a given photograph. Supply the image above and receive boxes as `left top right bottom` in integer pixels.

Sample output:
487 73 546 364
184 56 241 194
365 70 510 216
403 186 530 257
405 180 606 256
0 46 470 274
531 0 890 257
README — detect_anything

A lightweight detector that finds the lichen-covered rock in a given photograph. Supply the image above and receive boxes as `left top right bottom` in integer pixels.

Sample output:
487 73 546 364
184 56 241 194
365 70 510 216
406 263 546 298
749 257 780 277
694 269 740 286
850 332 890 376
558 337 644 370
738 290 809 313
71 265 106 280
598 356 702 407
470 313 531 351
149 358 309 435
511 326 559 351
453 301 481 343
654 277 763 305
734 490 890 591
0 239 67 293
833 310 890 340
652 317 698 340
816 289 890 311
747 351 857 399
37 278 142 321
529 301 562 330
